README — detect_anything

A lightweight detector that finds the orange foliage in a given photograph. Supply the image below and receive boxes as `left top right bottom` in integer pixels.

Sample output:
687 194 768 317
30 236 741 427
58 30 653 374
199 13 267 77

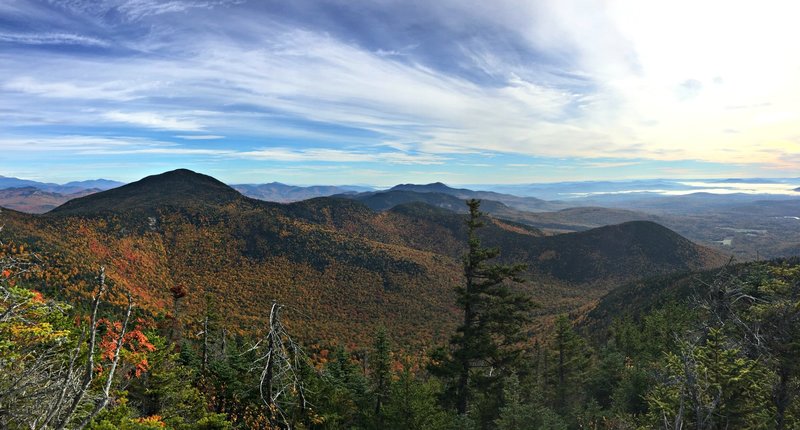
97 318 156 378
134 415 166 427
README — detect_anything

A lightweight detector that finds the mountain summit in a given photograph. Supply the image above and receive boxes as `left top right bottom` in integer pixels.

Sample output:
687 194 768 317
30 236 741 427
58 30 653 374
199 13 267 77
49 169 242 216
390 182 462 194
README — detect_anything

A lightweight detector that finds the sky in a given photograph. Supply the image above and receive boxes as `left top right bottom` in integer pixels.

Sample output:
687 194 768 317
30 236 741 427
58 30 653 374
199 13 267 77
1 0 800 186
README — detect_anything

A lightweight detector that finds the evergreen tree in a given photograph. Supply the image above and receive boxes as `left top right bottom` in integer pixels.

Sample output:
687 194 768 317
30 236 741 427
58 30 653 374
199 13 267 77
746 264 800 430
369 326 392 429
548 315 592 414
431 199 533 419
383 369 453 430
646 328 772 430
494 373 537 430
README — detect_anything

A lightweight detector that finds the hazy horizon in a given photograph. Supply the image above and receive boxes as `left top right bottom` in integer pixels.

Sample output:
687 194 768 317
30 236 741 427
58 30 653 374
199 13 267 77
3 170 800 199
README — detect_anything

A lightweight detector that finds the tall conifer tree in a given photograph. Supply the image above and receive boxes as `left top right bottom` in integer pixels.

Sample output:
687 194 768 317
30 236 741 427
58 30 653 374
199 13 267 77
433 199 533 417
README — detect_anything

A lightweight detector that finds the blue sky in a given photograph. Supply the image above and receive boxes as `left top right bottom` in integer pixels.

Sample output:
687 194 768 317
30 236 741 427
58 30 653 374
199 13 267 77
1 0 799 185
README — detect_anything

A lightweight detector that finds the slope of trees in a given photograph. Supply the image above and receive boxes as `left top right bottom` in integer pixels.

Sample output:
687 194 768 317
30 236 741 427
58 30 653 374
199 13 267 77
3 253 800 428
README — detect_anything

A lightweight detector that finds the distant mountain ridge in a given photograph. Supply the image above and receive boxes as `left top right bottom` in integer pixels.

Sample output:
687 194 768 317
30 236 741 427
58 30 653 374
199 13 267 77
0 175 124 193
233 182 371 203
0 173 377 212
0 176 125 212
0 187 99 214
388 182 560 212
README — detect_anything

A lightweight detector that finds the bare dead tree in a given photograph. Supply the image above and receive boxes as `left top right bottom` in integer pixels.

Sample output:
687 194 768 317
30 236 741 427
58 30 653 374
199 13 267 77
252 302 311 430
76 291 133 429
53 268 109 430
0 262 135 430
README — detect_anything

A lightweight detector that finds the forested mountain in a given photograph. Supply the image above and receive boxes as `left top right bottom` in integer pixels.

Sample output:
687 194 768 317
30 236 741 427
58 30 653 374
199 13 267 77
375 182 560 212
50 169 242 216
344 189 512 214
1 169 725 348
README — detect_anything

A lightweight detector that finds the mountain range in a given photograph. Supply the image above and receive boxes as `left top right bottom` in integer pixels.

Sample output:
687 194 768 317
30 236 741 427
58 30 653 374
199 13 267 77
0 175 374 213
0 187 100 214
2 173 800 261
232 182 372 202
0 169 727 347
0 175 124 194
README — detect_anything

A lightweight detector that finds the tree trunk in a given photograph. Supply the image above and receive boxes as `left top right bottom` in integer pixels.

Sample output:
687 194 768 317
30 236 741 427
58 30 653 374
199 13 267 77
775 366 790 430
202 316 209 373
456 273 474 415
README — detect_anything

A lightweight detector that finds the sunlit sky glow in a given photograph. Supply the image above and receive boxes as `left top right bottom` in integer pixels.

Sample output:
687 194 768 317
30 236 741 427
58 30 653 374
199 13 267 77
2 0 800 185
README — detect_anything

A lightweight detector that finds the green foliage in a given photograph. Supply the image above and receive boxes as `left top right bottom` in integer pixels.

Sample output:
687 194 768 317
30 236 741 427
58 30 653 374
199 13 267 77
494 373 567 430
125 342 230 429
312 347 371 429
383 370 453 430
369 326 392 429
646 329 772 429
431 199 534 422
609 364 650 417
546 315 592 413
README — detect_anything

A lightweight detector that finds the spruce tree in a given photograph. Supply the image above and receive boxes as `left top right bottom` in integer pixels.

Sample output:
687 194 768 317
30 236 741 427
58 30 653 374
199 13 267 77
370 326 392 429
432 199 533 417
548 314 592 413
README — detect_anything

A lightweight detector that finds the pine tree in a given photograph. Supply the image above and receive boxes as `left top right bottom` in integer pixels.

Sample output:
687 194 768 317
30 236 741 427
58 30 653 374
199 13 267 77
548 315 592 413
494 373 537 430
646 328 771 429
370 326 392 429
432 199 533 418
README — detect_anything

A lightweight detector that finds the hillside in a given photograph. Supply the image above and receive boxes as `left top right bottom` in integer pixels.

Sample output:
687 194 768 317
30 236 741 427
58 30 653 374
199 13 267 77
346 189 510 214
581 257 800 343
1 169 727 348
508 221 727 284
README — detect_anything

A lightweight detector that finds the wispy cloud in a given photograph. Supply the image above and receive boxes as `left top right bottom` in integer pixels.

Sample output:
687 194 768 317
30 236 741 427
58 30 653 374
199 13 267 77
174 135 225 140
0 135 443 166
41 0 243 22
237 147 446 165
103 111 205 131
0 135 179 152
3 77 151 101
0 32 108 46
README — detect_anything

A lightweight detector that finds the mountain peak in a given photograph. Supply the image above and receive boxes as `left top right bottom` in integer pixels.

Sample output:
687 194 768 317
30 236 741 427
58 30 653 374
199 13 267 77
390 182 457 193
49 169 242 216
